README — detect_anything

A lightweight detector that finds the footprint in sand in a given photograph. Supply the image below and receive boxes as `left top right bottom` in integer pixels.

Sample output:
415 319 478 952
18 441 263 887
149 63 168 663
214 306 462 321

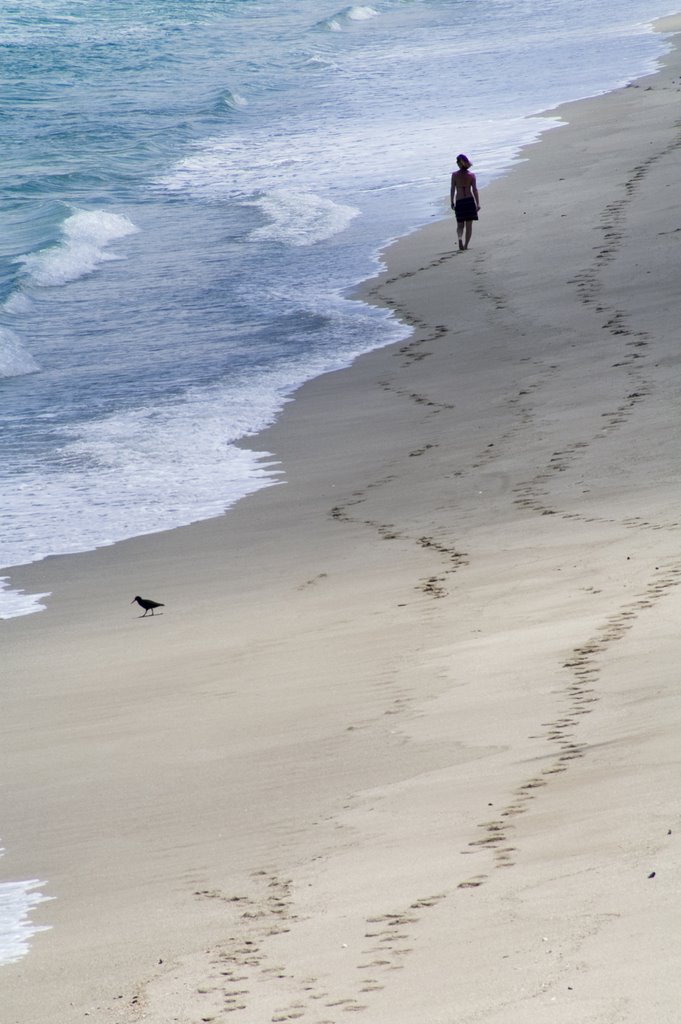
272 1009 305 1022
458 875 487 889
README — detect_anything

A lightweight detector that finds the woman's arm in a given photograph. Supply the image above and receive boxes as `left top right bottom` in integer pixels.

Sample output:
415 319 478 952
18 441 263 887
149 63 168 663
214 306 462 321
471 173 480 210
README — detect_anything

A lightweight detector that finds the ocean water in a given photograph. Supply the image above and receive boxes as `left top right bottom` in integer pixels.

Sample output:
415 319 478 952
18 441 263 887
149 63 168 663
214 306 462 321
0 847 51 966
0 0 677 965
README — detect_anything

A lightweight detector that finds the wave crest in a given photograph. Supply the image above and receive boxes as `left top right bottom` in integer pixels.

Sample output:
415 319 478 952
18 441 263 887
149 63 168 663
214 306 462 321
16 209 139 288
316 5 379 30
346 5 380 20
0 327 39 379
221 89 248 110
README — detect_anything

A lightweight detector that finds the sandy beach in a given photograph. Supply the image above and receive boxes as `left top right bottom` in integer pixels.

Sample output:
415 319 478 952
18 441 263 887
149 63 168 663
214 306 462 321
3 15 681 1022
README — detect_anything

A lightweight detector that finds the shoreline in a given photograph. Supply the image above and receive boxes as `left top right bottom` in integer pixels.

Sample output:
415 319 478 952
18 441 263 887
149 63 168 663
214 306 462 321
4 14 681 1022
0 17 676 621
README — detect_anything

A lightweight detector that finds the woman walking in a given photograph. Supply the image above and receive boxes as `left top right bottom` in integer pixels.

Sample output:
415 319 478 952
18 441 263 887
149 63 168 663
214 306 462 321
450 154 480 250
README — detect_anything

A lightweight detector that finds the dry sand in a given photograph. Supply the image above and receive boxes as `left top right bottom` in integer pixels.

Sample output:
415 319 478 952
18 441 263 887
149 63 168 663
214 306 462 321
3 15 681 1023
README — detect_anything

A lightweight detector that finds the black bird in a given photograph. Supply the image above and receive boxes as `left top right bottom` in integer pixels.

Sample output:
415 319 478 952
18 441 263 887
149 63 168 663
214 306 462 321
132 595 164 617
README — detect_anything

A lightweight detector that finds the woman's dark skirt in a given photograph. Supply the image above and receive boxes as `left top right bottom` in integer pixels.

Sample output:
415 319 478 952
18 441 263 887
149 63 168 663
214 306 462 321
454 197 478 223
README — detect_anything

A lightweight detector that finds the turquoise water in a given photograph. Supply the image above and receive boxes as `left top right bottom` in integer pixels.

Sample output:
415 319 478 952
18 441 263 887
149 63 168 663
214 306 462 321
0 0 677 962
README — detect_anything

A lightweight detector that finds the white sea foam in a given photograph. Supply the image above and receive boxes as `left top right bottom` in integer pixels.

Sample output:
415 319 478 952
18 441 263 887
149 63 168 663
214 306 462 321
0 578 51 620
0 326 40 379
17 209 139 287
346 6 379 20
248 190 359 246
160 136 360 244
0 847 51 967
160 133 325 200
0 383 284 577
